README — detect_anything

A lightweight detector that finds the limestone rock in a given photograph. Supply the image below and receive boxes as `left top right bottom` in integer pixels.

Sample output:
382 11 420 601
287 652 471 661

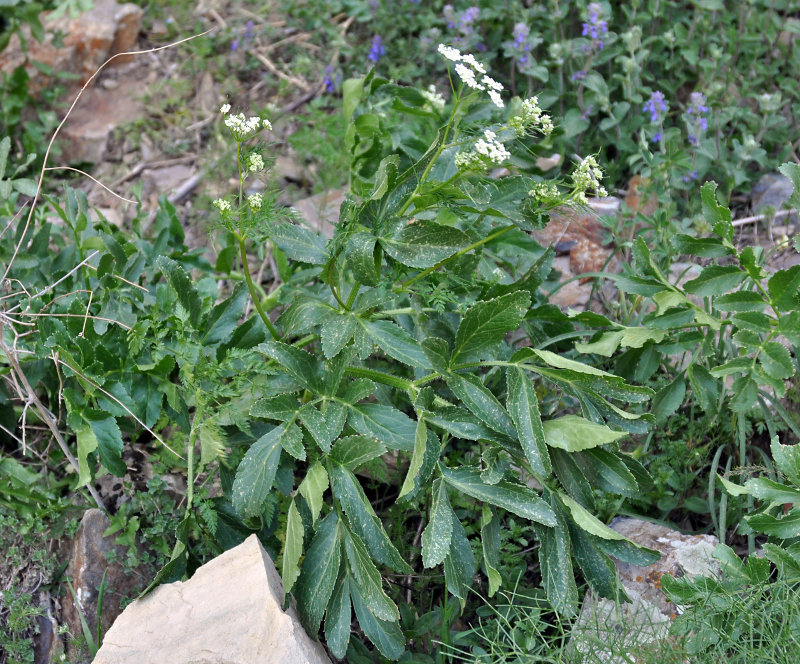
569 517 719 664
61 509 144 646
751 172 798 225
0 0 143 93
93 534 332 664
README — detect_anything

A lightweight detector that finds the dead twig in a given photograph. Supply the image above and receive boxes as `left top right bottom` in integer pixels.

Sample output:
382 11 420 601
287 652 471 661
732 208 798 227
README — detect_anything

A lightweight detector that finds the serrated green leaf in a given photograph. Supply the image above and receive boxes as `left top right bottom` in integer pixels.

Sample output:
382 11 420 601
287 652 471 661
760 342 794 380
574 330 625 356
684 265 747 297
232 426 284 519
199 418 227 468
363 319 431 368
350 584 405 661
257 341 324 393
452 291 530 364
330 435 387 471
250 394 302 421
671 234 733 258
269 222 328 265
381 220 470 269
652 376 686 422
329 462 412 573
321 312 358 359
446 372 517 439
709 357 753 377
156 256 202 327
325 567 352 659
578 447 639 497
201 283 248 345
422 477 454 568
298 404 334 453
542 415 626 452
536 516 578 616
298 461 329 525
714 291 767 312
343 527 399 622
282 499 304 594
568 517 620 599
551 448 595 510
75 423 98 486
772 436 800 485
481 504 502 597
744 477 800 504
745 510 800 538
279 421 306 460
440 465 557 526
700 181 733 244
443 513 476 601
345 232 380 286
421 337 451 372
506 367 551 476
559 492 624 540
347 403 416 451
86 414 125 477
514 347 613 376
342 378 377 403
399 418 429 499
778 162 800 210
297 512 342 633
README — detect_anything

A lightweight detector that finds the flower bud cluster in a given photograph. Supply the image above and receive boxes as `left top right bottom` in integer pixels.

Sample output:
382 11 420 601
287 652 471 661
455 129 511 169
247 154 265 172
221 103 272 140
509 96 554 137
247 193 263 211
421 84 446 112
528 182 561 205
570 155 608 202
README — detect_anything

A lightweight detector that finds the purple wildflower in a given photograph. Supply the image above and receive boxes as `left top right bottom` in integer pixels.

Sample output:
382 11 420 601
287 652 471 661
643 91 668 123
571 70 587 81
323 66 340 93
368 35 386 63
684 91 710 145
652 131 662 143
581 3 608 52
513 23 530 48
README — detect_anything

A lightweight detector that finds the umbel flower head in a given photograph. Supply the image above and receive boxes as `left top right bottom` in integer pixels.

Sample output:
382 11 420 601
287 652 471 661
437 43 505 109
220 103 272 141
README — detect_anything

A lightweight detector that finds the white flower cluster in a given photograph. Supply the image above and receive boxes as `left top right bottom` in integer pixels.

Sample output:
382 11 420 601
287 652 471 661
455 129 511 170
421 84 446 112
571 155 608 203
220 103 272 139
509 96 554 137
247 154 265 172
213 198 232 214
528 182 561 204
437 43 505 108
248 193 263 211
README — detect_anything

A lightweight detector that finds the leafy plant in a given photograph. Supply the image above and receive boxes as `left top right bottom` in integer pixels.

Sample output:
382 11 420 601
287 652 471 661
200 47 666 660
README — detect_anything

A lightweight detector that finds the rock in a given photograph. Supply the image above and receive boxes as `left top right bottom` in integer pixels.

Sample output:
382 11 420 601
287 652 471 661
32 592 65 664
143 164 196 199
569 517 719 664
292 187 347 238
751 172 798 225
533 200 621 309
93 534 332 664
57 81 143 163
61 508 144 646
0 0 143 93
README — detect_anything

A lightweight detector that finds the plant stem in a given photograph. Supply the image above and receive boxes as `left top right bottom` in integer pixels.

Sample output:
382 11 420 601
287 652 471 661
345 280 361 309
235 230 281 341
344 366 416 392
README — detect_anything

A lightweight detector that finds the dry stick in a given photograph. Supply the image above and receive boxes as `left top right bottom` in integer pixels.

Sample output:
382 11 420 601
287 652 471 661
0 332 105 510
44 166 138 204
731 208 798 227
1 29 213 285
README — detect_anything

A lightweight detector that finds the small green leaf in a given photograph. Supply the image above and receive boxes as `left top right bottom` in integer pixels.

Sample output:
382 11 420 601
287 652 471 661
506 367 551 476
421 337 451 372
440 465 557 526
543 415 627 452
343 527 399 622
399 418 429 499
86 414 125 477
363 319 431 368
700 181 733 244
671 234 733 258
381 220 470 269
350 585 405 661
714 291 767 312
422 477 454 568
446 372 517 439
452 292 530 364
687 364 720 411
298 404 334 453
345 232 380 286
480 504 502 597
745 510 800 538
684 265 747 297
269 222 328 265
330 435 387 471
320 312 358 359
75 423 98 486
298 461 329 525
257 341 324 393
282 499 304 594
325 568 352 659
760 342 794 380
347 403 416 451
232 427 284 519
744 478 800 504
536 517 578 616
297 512 342 634
201 283 248 345
652 377 686 422
443 513 476 601
156 256 202 327
559 492 624 540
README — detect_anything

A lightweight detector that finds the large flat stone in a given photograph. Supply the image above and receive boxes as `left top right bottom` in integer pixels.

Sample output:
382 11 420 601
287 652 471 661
93 534 332 664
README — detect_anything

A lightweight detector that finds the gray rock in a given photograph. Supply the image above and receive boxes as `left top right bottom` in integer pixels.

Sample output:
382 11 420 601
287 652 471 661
93 534 332 664
751 172 797 224
569 518 719 664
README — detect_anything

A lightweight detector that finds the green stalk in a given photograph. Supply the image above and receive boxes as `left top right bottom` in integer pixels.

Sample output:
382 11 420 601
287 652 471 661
235 230 281 341
344 366 416 392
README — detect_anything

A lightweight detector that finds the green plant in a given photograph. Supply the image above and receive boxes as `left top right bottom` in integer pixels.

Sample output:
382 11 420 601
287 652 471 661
195 46 668 660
